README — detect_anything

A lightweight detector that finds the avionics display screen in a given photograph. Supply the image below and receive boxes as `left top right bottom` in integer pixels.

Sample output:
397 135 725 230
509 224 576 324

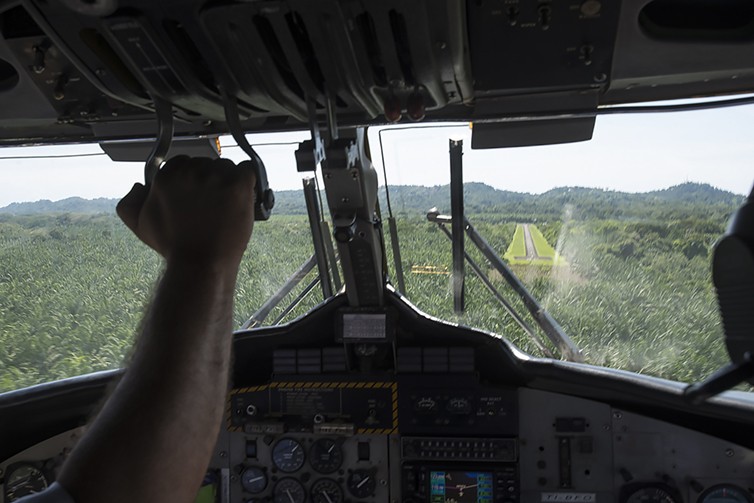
430 471 494 503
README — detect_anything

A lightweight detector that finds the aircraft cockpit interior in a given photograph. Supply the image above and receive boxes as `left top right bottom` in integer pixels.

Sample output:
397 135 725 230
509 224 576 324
1 0 754 502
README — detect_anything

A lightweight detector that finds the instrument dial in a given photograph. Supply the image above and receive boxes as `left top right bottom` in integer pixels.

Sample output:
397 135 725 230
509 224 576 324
623 484 680 503
309 438 343 474
698 484 753 503
347 469 377 498
272 438 305 473
240 466 267 494
4 464 48 501
273 478 306 503
311 478 343 503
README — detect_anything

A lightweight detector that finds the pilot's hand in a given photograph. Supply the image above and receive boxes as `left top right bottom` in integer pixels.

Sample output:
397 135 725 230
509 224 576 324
116 156 256 268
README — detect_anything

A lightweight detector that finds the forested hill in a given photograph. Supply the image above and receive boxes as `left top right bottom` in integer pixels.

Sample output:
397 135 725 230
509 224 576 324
0 197 116 215
0 182 743 220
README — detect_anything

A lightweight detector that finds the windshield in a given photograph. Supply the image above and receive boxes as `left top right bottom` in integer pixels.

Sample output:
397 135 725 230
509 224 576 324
0 107 751 392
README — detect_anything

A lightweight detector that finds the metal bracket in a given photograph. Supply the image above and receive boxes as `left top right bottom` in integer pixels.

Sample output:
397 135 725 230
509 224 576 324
304 177 334 300
294 94 339 172
321 129 384 307
449 138 465 314
221 88 275 221
427 211 583 362
293 93 384 307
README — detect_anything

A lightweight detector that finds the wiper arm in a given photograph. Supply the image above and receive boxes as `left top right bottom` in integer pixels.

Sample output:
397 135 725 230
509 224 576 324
427 210 583 362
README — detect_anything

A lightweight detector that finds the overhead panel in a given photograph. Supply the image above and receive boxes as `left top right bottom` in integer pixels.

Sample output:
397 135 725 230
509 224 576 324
467 0 621 95
100 14 229 120
4 0 754 143
465 0 619 147
606 0 754 104
201 0 472 124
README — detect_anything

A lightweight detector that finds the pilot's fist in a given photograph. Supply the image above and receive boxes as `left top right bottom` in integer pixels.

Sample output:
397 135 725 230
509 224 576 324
116 156 256 268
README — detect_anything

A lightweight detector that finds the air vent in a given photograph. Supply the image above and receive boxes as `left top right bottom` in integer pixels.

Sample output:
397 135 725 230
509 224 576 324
273 349 297 374
640 0 754 41
296 349 322 374
397 347 475 373
272 348 347 374
323 347 347 372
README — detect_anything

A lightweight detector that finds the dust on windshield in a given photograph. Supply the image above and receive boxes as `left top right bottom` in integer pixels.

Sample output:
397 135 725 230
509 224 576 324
0 109 751 392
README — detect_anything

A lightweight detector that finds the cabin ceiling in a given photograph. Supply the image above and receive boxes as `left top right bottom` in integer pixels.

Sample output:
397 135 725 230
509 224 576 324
0 0 753 144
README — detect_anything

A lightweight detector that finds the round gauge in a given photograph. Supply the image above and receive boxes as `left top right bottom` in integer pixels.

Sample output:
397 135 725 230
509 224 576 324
698 484 753 503
272 438 306 473
273 478 306 503
311 478 343 503
347 469 376 498
4 464 48 501
623 485 680 503
240 467 267 494
309 438 343 474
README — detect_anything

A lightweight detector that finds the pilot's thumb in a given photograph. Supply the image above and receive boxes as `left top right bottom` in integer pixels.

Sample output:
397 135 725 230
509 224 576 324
116 183 149 234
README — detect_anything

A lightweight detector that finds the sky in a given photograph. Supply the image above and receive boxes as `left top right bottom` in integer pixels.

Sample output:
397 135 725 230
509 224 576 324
0 102 753 207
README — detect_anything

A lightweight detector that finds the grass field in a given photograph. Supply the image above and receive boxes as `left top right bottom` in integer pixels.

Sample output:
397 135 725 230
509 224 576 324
0 206 738 391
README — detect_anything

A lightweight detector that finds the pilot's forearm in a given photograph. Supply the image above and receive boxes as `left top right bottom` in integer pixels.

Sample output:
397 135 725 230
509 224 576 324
57 258 238 503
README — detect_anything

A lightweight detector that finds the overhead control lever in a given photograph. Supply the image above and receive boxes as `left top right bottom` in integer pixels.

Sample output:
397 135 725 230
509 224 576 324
144 93 274 221
222 89 275 221
144 97 174 186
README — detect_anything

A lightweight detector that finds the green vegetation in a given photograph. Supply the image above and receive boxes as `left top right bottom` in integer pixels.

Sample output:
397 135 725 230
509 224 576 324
0 182 745 392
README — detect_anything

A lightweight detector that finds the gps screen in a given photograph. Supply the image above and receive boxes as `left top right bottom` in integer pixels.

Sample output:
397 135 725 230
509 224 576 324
429 471 494 503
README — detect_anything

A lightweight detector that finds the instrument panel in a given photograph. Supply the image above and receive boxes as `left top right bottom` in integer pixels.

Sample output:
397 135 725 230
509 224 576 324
4 380 753 503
